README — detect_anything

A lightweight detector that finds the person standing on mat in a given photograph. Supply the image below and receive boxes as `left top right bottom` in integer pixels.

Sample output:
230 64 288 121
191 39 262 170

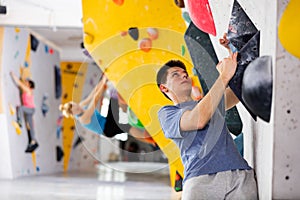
10 71 39 153
156 48 258 198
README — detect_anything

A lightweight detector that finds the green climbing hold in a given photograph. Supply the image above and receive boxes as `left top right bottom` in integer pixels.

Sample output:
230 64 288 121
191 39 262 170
127 107 144 129
181 45 185 56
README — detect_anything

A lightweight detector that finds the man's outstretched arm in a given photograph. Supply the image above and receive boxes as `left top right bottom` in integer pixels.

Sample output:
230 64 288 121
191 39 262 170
180 53 238 131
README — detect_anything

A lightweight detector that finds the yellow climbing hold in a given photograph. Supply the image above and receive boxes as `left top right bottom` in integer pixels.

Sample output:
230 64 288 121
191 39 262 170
9 104 15 115
12 121 22 135
31 151 37 172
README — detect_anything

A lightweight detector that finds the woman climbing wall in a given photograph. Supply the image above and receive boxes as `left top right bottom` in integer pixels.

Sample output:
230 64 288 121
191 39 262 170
10 71 39 153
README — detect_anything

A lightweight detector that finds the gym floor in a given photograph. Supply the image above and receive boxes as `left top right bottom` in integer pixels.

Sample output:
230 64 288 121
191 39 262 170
0 162 182 200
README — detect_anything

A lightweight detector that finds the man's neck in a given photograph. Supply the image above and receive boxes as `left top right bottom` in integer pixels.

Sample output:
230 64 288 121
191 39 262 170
172 95 193 105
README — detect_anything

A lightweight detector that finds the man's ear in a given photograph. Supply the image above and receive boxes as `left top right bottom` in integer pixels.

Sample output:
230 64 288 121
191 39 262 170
159 84 168 93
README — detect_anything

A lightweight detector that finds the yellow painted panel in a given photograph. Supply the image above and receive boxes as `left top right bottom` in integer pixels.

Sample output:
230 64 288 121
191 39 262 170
60 62 87 171
82 0 187 50
278 0 300 58
82 0 201 186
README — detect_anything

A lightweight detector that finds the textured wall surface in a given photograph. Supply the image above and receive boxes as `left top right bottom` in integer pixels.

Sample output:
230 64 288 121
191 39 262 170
273 0 300 198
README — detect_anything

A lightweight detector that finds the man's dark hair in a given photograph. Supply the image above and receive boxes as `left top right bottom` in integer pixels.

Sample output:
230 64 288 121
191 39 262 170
27 79 35 89
156 60 187 100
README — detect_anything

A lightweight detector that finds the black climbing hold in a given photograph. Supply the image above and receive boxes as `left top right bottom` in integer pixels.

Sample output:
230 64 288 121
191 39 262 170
56 146 64 162
227 0 258 51
128 27 139 41
30 34 39 52
73 136 85 149
228 31 260 120
242 56 273 122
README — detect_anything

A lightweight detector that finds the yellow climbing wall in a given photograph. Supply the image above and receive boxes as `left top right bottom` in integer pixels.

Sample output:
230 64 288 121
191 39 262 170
60 62 87 171
82 0 201 186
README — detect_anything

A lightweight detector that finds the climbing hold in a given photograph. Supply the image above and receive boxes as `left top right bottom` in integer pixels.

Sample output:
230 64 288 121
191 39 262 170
181 45 185 56
82 48 92 58
41 93 49 117
54 65 62 99
182 11 191 24
73 136 84 149
14 51 19 59
45 45 49 53
242 56 273 122
229 31 260 100
113 0 124 6
9 104 15 115
227 0 258 51
127 107 144 130
147 28 159 40
174 0 185 8
15 27 20 33
12 121 22 135
84 32 94 44
175 173 181 181
191 85 202 101
174 171 183 192
228 31 260 121
128 27 139 41
138 38 152 52
30 34 39 52
120 31 127 37
24 61 29 68
56 146 64 162
187 0 216 36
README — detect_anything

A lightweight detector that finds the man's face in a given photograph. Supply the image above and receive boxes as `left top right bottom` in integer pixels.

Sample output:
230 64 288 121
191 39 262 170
163 67 192 98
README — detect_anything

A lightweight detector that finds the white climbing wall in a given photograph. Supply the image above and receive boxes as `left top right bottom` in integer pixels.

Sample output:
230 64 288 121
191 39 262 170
209 0 300 199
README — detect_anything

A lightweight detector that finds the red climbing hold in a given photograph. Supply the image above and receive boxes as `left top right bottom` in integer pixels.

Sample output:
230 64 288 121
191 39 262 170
120 31 127 37
187 0 216 36
113 0 124 6
138 38 152 52
175 173 181 181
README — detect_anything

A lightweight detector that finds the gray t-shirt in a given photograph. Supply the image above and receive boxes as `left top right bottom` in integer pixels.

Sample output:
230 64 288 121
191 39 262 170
158 100 251 184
